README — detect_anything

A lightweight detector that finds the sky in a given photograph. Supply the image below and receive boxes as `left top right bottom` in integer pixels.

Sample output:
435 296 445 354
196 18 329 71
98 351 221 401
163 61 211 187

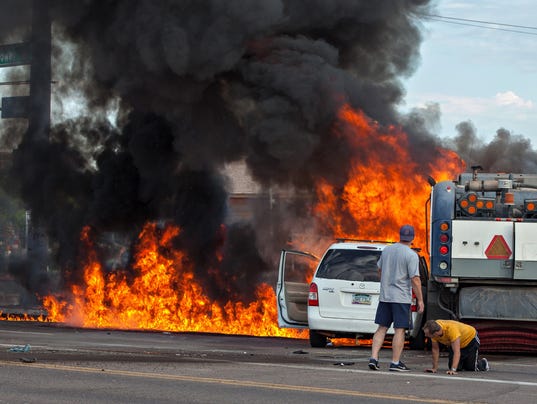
402 0 537 146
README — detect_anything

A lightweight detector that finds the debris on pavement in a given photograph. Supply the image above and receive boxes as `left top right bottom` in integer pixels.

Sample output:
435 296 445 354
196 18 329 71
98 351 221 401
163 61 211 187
292 349 309 354
8 344 31 353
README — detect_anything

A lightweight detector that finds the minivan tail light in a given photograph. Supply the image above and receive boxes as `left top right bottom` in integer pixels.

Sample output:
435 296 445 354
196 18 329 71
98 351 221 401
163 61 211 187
308 283 319 306
411 290 417 312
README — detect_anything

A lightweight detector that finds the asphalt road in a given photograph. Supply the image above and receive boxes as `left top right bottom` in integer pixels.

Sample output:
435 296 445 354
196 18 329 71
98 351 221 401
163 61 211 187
1 321 536 403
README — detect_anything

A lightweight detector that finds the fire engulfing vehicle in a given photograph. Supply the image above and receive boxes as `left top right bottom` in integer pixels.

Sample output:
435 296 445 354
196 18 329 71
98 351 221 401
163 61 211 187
428 167 537 351
276 240 428 348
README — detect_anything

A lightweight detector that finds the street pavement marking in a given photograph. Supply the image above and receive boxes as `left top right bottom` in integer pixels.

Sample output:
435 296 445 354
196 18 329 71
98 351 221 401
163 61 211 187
0 330 54 335
252 362 537 387
0 360 463 403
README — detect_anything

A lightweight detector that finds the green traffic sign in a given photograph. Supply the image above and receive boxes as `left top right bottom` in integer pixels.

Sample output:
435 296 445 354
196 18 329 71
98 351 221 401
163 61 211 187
0 42 31 67
1 96 30 119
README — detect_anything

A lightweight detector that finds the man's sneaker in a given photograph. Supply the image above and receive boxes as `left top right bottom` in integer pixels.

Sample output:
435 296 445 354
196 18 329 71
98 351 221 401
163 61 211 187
368 358 380 370
389 361 411 372
478 358 490 371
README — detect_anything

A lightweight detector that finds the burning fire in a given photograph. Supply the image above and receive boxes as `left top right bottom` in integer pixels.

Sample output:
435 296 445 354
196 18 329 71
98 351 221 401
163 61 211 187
314 105 464 251
36 103 463 337
43 224 305 338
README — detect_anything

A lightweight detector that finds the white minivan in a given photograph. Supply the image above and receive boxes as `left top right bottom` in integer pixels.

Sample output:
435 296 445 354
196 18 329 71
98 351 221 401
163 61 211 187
276 239 428 348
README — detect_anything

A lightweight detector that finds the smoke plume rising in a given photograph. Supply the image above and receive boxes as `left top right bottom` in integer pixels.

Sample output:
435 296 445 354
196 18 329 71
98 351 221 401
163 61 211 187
1 1 536 308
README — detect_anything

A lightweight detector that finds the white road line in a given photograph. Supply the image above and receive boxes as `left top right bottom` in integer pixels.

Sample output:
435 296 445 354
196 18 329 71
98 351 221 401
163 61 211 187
0 330 54 335
247 362 537 387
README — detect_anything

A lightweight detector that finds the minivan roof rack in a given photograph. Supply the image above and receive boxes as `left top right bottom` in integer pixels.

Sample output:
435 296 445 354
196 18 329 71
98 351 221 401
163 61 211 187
334 239 421 253
335 238 395 244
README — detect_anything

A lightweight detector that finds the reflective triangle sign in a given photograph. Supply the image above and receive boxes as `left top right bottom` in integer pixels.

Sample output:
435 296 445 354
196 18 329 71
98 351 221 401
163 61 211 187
485 235 512 259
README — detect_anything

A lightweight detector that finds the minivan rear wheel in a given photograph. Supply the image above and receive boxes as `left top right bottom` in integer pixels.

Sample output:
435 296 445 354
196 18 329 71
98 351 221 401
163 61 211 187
309 330 327 347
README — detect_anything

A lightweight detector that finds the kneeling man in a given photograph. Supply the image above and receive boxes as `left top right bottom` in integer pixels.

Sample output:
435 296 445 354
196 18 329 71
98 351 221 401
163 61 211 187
422 319 489 375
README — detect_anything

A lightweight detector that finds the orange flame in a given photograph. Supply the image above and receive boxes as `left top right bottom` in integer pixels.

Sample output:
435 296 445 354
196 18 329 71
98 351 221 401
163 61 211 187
314 104 464 251
37 103 464 338
43 223 305 338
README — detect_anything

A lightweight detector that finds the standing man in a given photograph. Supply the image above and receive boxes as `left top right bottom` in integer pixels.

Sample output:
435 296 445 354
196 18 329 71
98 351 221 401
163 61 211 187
368 224 424 372
422 319 489 374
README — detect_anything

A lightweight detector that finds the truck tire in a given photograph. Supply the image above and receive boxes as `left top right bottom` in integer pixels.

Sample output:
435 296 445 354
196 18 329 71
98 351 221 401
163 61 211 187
419 256 429 286
309 330 327 347
425 279 451 321
408 328 426 350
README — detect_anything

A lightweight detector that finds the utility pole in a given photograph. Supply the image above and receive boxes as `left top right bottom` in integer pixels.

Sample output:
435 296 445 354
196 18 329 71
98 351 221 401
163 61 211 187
25 0 51 277
28 0 51 142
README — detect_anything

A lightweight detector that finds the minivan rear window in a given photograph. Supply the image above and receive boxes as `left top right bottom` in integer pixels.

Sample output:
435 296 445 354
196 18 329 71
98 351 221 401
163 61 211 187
315 249 381 282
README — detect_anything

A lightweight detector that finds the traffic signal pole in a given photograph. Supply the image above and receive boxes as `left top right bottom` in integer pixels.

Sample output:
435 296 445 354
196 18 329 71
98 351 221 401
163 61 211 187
24 0 51 278
28 0 51 142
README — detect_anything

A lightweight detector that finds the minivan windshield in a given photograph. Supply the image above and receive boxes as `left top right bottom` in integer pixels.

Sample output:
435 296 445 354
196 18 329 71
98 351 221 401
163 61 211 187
315 249 381 282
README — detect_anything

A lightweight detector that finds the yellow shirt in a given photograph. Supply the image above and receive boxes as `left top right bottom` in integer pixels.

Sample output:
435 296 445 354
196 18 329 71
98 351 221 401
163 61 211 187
432 320 476 348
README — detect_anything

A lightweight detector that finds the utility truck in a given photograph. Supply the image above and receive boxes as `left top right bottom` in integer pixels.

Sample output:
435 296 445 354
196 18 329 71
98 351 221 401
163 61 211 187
428 166 537 351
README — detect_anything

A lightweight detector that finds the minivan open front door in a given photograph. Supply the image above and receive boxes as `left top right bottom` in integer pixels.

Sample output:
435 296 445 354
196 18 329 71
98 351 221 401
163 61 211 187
276 249 318 328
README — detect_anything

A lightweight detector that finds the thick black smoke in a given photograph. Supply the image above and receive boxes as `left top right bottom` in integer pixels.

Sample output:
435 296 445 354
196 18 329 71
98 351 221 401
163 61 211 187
0 0 31 39
13 1 527 306
450 121 537 173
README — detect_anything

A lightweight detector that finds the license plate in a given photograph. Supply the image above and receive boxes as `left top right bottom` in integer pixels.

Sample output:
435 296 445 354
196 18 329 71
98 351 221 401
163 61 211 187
352 293 372 305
